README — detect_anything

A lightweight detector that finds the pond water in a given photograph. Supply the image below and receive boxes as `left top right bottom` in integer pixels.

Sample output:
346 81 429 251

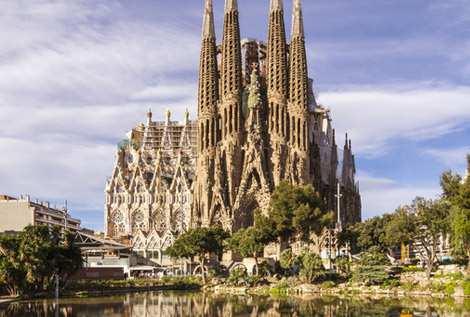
0 291 468 317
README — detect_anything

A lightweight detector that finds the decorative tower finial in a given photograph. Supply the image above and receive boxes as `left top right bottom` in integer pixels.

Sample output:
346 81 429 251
165 109 171 125
147 108 153 125
202 0 215 39
225 0 238 12
292 0 304 37
270 0 283 11
184 109 190 125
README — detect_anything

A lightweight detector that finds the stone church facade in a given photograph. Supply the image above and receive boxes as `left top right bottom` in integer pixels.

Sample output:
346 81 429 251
105 0 361 263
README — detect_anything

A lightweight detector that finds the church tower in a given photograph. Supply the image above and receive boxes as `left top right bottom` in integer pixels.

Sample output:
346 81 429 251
288 0 310 184
194 0 219 227
219 0 244 208
267 0 289 186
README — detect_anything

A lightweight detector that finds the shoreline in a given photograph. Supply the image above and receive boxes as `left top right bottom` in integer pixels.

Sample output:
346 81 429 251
208 283 470 299
1 285 467 304
0 283 201 303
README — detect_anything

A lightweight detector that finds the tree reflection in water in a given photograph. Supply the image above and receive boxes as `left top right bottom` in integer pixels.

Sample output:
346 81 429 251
0 292 468 317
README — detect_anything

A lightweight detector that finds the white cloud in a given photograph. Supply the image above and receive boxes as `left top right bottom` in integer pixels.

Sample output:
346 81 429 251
0 1 200 108
424 146 470 169
357 171 441 219
319 86 470 157
361 186 441 219
131 83 197 102
356 171 396 190
0 1 200 230
0 136 113 211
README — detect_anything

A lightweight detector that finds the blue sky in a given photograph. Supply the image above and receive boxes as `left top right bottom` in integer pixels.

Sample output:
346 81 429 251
0 0 469 231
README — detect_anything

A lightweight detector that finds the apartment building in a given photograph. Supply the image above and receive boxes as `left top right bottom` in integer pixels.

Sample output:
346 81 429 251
0 195 81 233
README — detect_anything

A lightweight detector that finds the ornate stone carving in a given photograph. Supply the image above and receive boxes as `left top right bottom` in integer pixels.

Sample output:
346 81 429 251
105 0 362 261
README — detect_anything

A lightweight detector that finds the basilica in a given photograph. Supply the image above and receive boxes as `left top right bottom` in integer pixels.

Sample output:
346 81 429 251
105 0 361 263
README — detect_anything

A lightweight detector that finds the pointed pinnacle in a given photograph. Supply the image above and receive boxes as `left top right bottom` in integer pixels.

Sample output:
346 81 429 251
270 0 283 11
291 0 304 37
225 0 238 13
202 0 215 38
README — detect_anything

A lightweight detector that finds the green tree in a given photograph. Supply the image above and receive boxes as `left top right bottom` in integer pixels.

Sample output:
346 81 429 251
166 227 228 283
389 198 450 279
352 247 390 286
347 214 392 253
438 159 469 266
0 235 25 296
414 198 450 279
449 206 470 264
448 160 470 266
440 170 462 204
253 210 277 245
0 226 82 296
269 182 332 244
383 207 416 250
226 227 265 275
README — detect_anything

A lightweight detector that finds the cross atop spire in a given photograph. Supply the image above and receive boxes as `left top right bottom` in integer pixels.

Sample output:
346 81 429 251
202 0 215 38
225 0 238 13
291 0 304 37
270 0 283 12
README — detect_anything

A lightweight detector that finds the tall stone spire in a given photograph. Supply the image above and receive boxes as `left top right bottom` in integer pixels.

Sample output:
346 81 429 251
195 0 219 227
267 0 289 186
288 0 310 184
224 0 238 12
216 0 244 223
202 0 215 39
289 0 308 111
342 134 353 187
270 0 283 11
221 0 242 101
291 0 304 37
198 0 219 147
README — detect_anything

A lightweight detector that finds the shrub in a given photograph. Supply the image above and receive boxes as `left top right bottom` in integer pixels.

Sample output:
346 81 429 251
257 261 274 277
381 278 400 289
270 279 290 296
351 248 390 286
279 249 300 275
352 265 389 286
299 253 326 283
320 281 336 289
444 282 456 296
402 265 424 273
226 268 248 287
463 278 470 296
335 256 351 277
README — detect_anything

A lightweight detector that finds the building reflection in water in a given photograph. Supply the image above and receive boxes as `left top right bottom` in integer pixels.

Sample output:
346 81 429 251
0 292 467 317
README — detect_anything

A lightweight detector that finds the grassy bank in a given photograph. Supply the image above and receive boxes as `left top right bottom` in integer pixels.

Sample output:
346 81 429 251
208 272 470 299
66 276 202 298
